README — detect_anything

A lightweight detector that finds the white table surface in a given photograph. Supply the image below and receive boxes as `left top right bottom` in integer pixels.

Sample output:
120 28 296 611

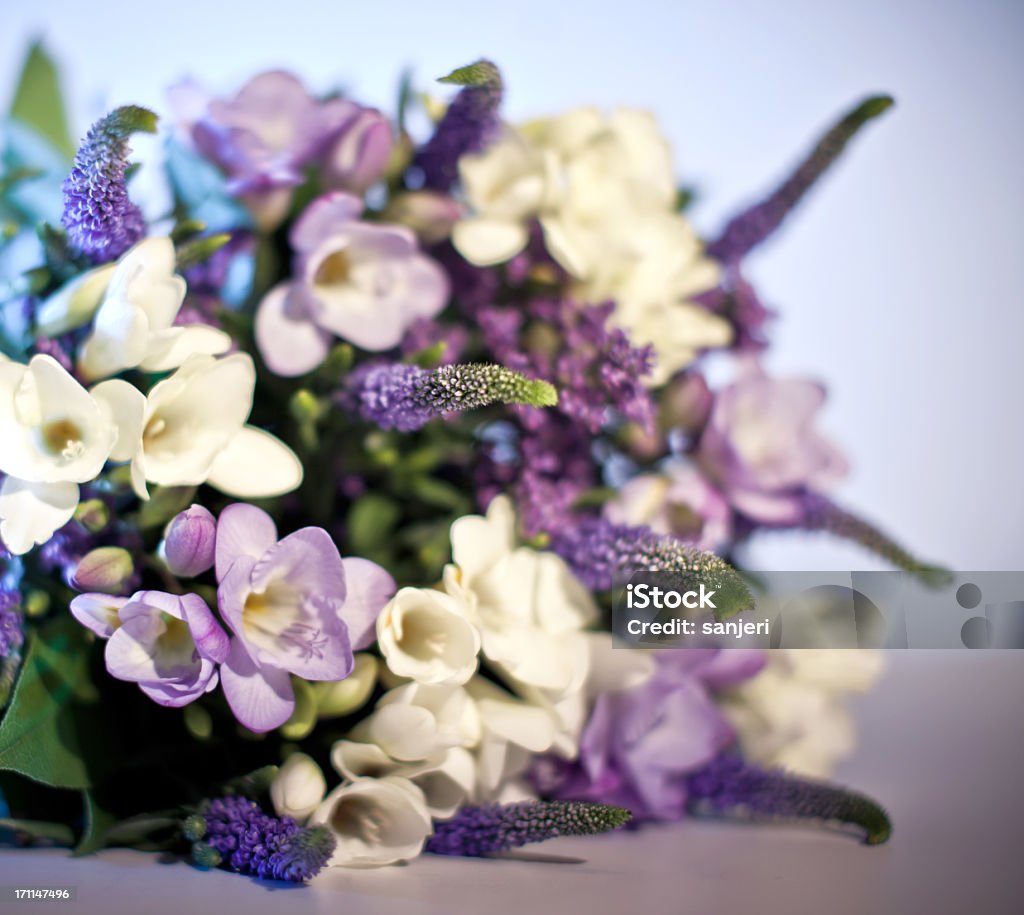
2 651 1022 915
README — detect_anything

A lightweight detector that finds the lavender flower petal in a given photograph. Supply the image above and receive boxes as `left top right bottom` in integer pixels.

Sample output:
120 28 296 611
687 754 892 845
425 800 630 857
62 106 157 263
413 60 503 192
707 96 893 264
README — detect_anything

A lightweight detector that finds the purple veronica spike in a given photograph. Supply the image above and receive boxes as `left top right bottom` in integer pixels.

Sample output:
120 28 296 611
687 754 892 845
550 517 753 618
791 491 950 585
425 801 630 857
707 96 893 264
413 60 503 191
61 105 157 263
196 796 335 882
0 590 23 659
346 362 557 432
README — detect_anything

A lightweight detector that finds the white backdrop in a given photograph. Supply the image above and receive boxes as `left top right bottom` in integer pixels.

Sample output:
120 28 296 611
2 0 1021 571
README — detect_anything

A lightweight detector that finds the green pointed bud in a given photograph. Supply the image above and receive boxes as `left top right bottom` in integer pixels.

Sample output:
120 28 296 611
408 340 449 368
24 590 50 618
280 678 317 740
191 840 221 868
420 363 558 412
184 703 213 741
182 814 207 841
314 654 378 718
439 59 502 89
170 219 207 243
175 233 231 272
105 105 159 138
74 498 110 533
71 546 134 594
318 342 355 381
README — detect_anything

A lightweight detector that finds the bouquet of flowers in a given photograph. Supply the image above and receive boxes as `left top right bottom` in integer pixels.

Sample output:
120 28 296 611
0 47 940 879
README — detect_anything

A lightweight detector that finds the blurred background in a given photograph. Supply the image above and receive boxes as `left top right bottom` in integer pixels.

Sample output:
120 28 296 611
1 0 1021 572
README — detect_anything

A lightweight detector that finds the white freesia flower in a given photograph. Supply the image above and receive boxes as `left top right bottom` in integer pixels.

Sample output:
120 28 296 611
34 263 116 337
466 676 561 800
452 128 547 265
127 352 302 500
271 752 326 822
310 776 433 868
333 738 476 820
445 495 596 694
453 108 729 382
0 354 143 553
722 649 885 777
376 586 480 685
77 237 231 381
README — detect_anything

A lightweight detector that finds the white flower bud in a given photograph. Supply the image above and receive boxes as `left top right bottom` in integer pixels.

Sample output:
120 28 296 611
270 752 326 822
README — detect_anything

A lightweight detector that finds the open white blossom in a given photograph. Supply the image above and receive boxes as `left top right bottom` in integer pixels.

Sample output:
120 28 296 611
310 776 433 868
722 649 885 777
77 237 231 381
376 586 480 685
453 108 729 383
445 495 596 695
127 352 303 500
0 354 143 553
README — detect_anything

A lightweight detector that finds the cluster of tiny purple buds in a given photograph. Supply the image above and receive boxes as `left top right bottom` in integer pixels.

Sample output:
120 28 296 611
412 60 503 192
189 796 335 882
425 800 630 857
61 105 157 263
686 753 892 845
346 362 556 432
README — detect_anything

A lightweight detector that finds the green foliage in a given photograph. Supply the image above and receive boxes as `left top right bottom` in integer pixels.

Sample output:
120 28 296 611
0 619 97 790
8 41 74 161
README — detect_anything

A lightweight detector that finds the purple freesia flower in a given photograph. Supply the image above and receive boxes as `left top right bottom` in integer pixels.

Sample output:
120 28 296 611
70 589 229 707
605 460 733 552
214 503 394 732
255 192 449 375
698 362 848 524
532 650 763 821
177 71 393 230
320 101 393 194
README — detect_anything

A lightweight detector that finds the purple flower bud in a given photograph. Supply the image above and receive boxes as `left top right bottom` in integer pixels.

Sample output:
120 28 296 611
71 546 135 594
164 505 217 578
321 104 393 194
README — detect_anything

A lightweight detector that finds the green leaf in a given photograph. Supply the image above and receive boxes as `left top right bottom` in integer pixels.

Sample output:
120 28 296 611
347 493 400 554
0 621 95 790
74 790 116 856
0 817 74 846
8 41 74 160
